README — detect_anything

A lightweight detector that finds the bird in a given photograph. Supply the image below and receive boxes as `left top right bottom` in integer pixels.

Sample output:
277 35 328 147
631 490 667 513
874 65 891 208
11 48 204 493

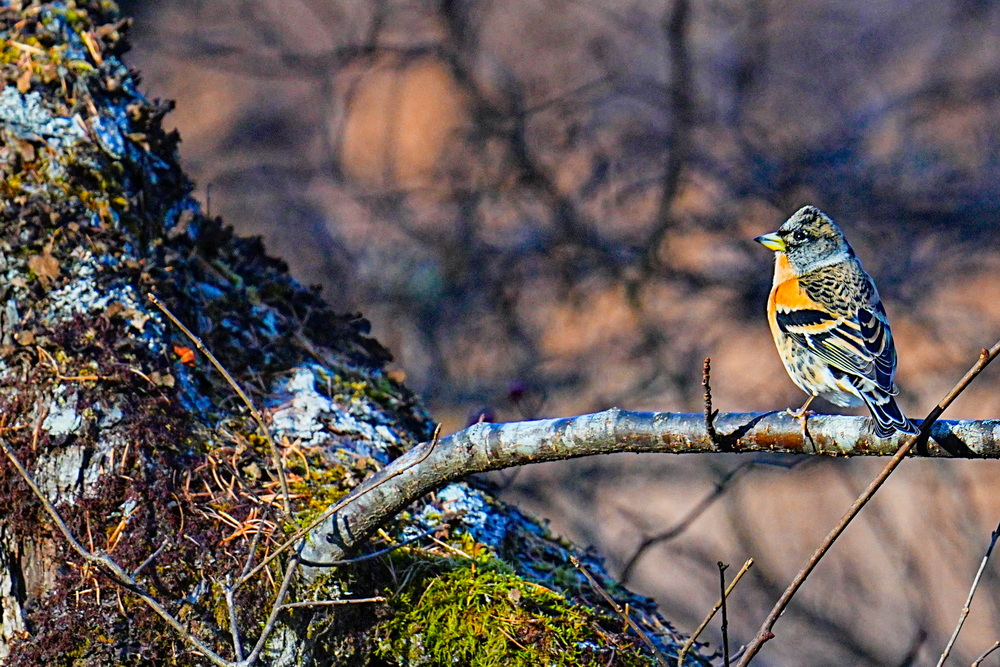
755 205 919 438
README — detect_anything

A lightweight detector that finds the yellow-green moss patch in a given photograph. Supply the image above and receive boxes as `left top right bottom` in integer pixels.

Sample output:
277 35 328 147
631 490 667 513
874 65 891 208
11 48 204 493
377 557 654 667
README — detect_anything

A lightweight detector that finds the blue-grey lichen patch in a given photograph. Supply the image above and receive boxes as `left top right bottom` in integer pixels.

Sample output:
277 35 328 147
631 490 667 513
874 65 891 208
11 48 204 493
41 387 82 436
270 367 338 442
40 249 166 352
93 402 124 430
36 387 119 501
406 482 512 549
1 299 19 348
0 87 86 151
90 111 126 159
269 365 402 459
33 445 85 502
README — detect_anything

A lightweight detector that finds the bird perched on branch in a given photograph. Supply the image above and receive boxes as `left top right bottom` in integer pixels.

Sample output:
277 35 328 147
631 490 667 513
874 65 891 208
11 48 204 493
755 205 918 438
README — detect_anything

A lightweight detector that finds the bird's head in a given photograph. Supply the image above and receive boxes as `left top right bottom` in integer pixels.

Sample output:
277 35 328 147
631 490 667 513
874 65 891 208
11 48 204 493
755 205 853 274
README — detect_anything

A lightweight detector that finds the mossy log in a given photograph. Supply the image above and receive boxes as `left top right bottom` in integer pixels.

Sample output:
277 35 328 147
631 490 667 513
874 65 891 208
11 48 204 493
0 3 709 665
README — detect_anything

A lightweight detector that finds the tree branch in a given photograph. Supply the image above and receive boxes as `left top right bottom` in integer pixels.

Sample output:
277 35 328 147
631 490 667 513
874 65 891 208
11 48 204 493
302 407 1000 565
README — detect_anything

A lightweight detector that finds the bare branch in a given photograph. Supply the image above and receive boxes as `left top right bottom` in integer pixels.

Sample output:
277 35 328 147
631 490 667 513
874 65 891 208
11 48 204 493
240 506 269 579
737 341 1000 665
225 576 244 662
936 521 1000 666
131 541 168 578
973 641 1000 667
280 597 385 610
570 556 669 666
702 357 720 447
297 527 440 568
304 403 1000 566
719 561 730 667
677 558 754 666
243 556 299 666
0 438 234 667
239 426 441 586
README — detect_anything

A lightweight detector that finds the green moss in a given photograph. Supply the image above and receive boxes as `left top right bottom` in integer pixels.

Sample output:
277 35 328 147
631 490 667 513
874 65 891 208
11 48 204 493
377 556 654 667
287 460 353 530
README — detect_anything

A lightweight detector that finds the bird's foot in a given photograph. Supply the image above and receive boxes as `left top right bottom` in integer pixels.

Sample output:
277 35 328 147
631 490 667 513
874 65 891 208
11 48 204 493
785 407 816 419
785 407 817 451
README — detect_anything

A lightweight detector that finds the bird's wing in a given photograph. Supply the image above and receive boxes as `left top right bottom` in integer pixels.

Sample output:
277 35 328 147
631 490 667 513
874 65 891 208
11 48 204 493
774 281 897 394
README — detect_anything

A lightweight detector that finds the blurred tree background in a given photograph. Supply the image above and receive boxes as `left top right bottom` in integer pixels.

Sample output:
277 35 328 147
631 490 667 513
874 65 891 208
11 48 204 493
119 1 1000 664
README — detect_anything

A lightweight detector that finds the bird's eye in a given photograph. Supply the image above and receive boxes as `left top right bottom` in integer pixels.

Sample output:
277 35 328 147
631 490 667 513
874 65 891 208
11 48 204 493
791 229 808 243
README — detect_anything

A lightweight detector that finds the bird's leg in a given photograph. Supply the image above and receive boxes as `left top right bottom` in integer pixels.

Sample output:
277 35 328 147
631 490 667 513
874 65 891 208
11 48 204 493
786 395 816 419
786 395 817 451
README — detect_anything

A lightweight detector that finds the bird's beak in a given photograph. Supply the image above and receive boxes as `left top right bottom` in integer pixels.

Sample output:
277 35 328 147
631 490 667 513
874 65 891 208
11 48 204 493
755 232 786 252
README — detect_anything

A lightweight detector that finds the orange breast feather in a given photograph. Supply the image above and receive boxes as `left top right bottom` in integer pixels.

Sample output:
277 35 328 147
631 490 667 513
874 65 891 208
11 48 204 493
767 254 821 336
772 278 819 311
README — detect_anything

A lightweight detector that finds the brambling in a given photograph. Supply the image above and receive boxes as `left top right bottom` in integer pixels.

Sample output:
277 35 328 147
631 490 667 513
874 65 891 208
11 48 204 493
755 206 918 438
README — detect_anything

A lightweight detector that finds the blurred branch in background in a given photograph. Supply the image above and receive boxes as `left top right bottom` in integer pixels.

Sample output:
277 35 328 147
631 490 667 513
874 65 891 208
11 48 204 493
619 461 755 585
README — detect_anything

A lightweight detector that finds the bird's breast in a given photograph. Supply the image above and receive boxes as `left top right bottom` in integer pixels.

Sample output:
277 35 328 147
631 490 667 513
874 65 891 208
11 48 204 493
771 252 797 286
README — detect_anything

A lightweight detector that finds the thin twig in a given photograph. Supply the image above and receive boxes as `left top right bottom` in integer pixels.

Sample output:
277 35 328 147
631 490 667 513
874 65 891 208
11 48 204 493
570 556 669 666
297 527 440 568
226 508 273 662
0 438 234 667
937 521 1000 666
242 555 299 666
973 641 1000 667
148 292 291 516
280 596 386 609
676 558 753 666
237 425 441 587
703 357 720 447
718 562 730 667
240 506 269 579
131 541 168 578
738 341 1000 666
224 576 244 661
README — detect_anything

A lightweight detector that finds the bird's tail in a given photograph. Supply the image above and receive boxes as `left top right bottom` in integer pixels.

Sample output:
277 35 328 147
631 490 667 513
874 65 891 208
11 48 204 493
862 390 919 438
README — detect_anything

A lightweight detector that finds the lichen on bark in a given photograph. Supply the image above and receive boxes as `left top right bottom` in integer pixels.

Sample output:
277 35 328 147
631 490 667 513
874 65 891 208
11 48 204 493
0 2 710 665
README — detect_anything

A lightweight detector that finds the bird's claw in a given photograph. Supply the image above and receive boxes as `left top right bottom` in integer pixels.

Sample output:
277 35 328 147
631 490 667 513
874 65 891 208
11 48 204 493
785 408 817 451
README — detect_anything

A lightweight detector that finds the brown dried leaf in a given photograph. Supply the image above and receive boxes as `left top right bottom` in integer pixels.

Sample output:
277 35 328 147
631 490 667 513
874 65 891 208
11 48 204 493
14 139 35 163
27 251 59 286
149 371 175 388
16 66 31 93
